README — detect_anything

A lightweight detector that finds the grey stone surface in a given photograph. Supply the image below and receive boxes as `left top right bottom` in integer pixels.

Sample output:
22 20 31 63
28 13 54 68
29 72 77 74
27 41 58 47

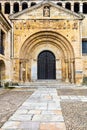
32 114 64 121
1 85 87 129
9 114 32 121
0 89 34 128
1 88 65 129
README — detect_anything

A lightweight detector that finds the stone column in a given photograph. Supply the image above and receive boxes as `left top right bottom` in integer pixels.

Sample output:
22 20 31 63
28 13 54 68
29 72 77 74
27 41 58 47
65 59 69 82
25 62 28 82
62 3 65 8
68 60 71 82
80 3 83 13
19 62 22 81
71 3 74 11
10 4 13 14
71 59 75 83
1 4 4 13
19 4 22 12
28 2 31 8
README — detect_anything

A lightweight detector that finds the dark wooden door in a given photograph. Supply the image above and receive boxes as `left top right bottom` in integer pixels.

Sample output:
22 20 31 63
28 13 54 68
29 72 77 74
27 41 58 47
38 51 56 79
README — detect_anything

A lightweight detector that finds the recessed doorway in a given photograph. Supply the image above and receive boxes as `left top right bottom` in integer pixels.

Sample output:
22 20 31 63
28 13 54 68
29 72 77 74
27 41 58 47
37 50 56 79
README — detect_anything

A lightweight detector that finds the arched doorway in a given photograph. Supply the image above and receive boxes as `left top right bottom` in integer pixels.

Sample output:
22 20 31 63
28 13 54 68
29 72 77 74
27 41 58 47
37 50 56 79
19 31 75 83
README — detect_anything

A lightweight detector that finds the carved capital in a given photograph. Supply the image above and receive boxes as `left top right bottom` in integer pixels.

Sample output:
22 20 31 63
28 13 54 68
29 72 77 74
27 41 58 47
65 59 69 63
70 58 75 63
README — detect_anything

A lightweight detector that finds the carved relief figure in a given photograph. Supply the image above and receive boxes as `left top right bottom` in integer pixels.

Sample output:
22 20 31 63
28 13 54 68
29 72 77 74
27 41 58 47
72 22 78 29
43 6 50 17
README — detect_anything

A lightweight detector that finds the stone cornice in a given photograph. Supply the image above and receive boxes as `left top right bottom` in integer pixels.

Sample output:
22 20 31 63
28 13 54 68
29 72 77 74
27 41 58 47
9 1 84 20
0 12 12 31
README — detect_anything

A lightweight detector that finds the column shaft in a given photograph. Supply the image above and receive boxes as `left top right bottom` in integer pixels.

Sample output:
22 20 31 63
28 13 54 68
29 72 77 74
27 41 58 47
25 62 28 82
71 60 75 83
71 3 74 11
1 4 4 13
65 59 69 82
62 3 65 8
10 5 13 14
19 5 22 12
80 3 83 13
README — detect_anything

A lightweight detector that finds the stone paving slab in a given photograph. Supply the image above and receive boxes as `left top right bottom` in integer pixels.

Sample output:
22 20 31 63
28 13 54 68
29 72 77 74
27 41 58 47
1 88 66 130
0 89 34 128
60 96 87 102
40 122 66 130
32 114 64 122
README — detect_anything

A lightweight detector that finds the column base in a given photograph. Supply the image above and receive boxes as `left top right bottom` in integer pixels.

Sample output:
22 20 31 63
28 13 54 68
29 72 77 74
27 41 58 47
65 78 69 83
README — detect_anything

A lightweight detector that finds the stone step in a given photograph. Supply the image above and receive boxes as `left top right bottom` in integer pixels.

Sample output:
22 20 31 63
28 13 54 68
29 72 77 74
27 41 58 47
19 81 73 86
19 80 69 86
15 80 81 88
17 82 78 89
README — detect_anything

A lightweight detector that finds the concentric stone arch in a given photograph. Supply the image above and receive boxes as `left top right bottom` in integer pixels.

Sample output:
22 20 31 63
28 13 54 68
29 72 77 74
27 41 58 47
19 31 75 60
19 31 75 83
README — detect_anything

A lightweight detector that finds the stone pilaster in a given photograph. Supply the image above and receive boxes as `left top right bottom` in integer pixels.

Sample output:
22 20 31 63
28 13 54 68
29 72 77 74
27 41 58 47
74 58 83 84
13 59 20 82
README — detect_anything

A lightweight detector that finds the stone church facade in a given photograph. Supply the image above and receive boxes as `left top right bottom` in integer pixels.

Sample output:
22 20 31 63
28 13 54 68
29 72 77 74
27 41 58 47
0 0 87 86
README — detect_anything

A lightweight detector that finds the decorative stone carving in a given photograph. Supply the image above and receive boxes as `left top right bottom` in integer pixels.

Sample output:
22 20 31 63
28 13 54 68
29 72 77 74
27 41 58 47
14 20 79 30
63 23 67 29
14 23 19 30
64 59 69 63
72 22 78 30
67 21 70 29
43 6 50 17
71 35 77 42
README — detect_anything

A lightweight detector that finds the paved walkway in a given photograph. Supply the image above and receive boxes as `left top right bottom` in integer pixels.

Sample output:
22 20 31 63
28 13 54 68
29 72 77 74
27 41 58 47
1 88 66 130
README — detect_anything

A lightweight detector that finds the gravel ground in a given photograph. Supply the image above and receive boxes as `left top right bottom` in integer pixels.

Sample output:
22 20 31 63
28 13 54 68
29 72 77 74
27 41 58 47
0 88 34 128
61 101 87 130
57 88 87 130
57 88 87 96
1 88 87 130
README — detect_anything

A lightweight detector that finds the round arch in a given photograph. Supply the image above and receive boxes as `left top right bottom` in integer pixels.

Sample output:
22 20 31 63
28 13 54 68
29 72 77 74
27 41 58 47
65 2 71 10
19 31 75 83
4 2 10 14
13 2 19 13
22 2 28 10
20 31 74 59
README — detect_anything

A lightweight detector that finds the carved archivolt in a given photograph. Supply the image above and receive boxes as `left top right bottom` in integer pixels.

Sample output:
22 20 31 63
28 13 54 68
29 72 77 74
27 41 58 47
19 31 75 60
